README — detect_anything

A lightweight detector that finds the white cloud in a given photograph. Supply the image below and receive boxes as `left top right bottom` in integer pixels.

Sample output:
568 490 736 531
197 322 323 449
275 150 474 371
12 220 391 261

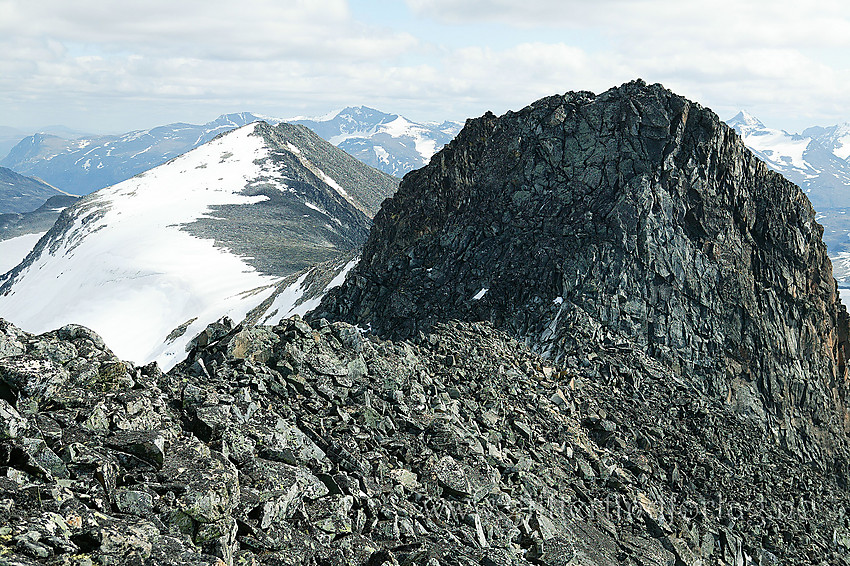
404 0 850 130
0 0 847 134
0 0 428 130
405 0 850 48
0 0 417 61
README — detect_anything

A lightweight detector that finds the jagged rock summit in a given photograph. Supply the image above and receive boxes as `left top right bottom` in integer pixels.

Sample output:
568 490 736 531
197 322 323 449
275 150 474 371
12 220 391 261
314 80 850 468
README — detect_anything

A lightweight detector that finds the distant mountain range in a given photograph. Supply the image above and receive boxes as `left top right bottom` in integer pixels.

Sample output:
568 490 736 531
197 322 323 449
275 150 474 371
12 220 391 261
290 106 462 177
0 166 71 214
726 111 850 211
0 193 79 240
0 125 91 162
726 111 850 287
0 113 273 196
0 108 461 197
804 123 850 160
0 167 80 274
5 105 850 289
0 194 80 277
0 121 396 370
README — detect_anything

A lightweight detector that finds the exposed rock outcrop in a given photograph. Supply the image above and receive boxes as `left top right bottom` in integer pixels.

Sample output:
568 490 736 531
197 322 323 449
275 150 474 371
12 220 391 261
313 80 850 472
0 195 80 242
0 168 68 216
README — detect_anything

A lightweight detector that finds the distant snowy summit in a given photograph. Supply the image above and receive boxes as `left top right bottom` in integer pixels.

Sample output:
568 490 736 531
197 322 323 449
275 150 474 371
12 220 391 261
0 122 396 371
1 108 461 196
726 111 850 210
727 111 850 287
804 122 850 161
0 113 277 196
291 106 462 177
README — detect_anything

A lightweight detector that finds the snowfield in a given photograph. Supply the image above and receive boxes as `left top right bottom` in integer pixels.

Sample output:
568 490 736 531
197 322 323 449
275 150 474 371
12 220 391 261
0 232 45 275
729 111 819 178
0 124 347 371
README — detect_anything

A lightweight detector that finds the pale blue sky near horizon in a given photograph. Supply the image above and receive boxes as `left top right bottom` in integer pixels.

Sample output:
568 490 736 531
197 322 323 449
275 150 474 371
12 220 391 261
0 0 847 135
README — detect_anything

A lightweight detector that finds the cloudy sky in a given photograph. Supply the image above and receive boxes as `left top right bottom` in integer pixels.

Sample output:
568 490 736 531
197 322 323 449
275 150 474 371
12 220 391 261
1 0 848 134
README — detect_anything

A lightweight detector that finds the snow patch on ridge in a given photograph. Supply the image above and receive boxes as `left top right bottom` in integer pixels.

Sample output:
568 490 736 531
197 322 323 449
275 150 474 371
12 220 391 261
373 146 389 164
0 124 280 371
284 143 349 199
259 257 358 325
380 116 439 161
314 167 348 197
834 136 850 161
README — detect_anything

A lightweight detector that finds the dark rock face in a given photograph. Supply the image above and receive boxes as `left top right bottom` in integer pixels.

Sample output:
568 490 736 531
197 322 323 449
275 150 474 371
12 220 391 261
4 81 850 565
313 80 850 470
2 316 850 565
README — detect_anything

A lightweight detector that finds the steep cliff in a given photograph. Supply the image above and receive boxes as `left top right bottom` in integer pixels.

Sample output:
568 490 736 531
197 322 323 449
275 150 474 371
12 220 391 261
313 80 850 469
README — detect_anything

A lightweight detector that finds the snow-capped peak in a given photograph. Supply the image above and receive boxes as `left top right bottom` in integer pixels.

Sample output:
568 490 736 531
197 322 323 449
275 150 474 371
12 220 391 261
289 108 463 177
0 121 389 372
0 124 279 369
286 108 345 122
727 110 766 133
725 110 815 173
804 122 850 162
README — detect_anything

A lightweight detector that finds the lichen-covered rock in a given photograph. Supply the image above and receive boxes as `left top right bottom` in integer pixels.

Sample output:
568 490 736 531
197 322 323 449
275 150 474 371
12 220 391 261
0 319 26 359
0 399 27 440
0 357 69 407
162 436 239 524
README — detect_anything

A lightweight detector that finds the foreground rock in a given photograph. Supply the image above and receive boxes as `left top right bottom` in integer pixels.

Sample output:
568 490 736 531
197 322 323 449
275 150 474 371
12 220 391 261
1 316 848 565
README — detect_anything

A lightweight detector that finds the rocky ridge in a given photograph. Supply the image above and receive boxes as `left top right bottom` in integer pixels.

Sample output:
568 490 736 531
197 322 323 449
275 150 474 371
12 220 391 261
1 314 849 565
313 80 850 473
0 122 394 371
2 80 850 566
725 113 850 286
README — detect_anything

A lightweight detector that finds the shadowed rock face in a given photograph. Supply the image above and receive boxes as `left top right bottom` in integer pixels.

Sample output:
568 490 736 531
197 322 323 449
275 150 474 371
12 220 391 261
313 80 850 469
0 194 79 241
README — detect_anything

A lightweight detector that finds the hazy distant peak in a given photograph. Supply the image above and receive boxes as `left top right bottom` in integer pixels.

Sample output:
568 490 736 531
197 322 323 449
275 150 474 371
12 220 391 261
212 112 281 127
727 110 766 131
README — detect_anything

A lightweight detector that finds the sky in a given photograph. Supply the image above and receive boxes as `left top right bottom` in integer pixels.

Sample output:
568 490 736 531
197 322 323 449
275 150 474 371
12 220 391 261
1 0 848 135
